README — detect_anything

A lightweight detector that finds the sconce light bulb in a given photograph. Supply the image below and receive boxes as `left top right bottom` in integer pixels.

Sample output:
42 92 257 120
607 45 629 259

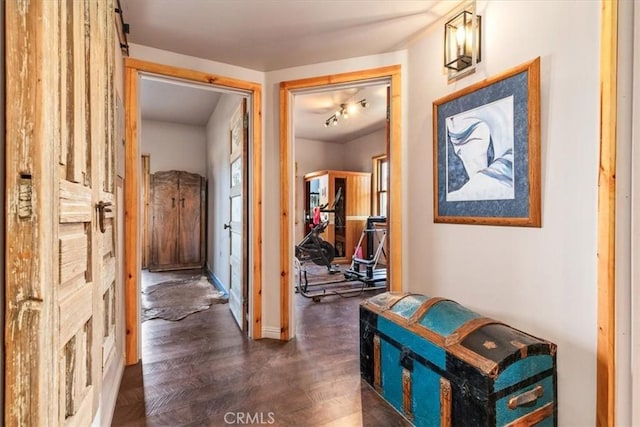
324 120 330 127
456 25 466 46
332 117 338 126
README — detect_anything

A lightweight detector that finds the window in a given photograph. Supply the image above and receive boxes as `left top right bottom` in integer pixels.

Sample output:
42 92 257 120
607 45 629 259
372 154 388 216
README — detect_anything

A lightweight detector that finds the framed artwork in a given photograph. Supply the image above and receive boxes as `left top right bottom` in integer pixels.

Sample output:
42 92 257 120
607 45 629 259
433 57 541 227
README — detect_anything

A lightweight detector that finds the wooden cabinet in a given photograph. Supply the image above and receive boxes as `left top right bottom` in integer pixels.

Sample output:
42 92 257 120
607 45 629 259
304 170 371 263
149 170 205 271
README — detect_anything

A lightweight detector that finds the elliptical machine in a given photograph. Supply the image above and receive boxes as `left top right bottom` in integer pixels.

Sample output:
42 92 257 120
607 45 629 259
295 188 342 274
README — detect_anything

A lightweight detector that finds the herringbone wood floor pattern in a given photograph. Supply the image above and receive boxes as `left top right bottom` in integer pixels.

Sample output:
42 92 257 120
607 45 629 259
111 270 408 426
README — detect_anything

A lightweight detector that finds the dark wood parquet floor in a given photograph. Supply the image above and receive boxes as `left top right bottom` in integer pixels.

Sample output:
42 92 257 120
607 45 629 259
111 270 409 426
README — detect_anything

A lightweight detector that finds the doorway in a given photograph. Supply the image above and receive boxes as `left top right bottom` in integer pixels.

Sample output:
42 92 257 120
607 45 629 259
280 66 403 340
137 74 248 330
124 59 263 365
293 83 389 301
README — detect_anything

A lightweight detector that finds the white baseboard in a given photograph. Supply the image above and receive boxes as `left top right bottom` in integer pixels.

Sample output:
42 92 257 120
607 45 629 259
261 326 281 340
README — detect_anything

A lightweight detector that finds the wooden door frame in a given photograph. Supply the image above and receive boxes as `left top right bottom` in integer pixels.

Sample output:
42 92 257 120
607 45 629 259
597 0 618 425
140 154 150 269
279 66 402 340
631 3 640 425
124 59 263 364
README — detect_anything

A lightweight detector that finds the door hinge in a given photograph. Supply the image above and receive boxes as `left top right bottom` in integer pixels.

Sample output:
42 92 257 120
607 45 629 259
386 106 390 121
243 113 249 129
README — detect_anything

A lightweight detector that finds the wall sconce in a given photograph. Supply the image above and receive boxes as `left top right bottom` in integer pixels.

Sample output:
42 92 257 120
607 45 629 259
324 99 368 128
444 2 481 81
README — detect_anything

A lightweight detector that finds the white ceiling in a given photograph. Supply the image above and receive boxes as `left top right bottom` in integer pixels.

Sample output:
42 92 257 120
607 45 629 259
295 83 389 143
140 76 222 126
126 0 459 141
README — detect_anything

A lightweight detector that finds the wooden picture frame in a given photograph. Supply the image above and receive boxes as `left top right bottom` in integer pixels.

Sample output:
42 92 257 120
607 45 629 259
433 57 541 227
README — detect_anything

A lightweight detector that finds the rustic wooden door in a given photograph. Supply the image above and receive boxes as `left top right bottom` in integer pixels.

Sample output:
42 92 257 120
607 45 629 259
150 171 180 269
5 0 117 425
228 100 248 330
177 171 205 266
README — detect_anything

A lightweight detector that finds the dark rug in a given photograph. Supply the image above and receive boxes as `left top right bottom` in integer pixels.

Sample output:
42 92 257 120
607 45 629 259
142 276 228 322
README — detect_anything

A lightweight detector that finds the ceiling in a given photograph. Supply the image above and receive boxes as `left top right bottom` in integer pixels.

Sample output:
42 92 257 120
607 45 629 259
140 76 223 126
294 83 389 143
127 0 460 141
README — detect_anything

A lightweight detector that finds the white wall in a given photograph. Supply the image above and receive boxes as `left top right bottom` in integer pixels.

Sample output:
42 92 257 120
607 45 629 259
141 119 207 176
296 138 347 174
130 43 265 86
616 1 634 424
342 128 386 172
205 94 244 290
406 1 599 425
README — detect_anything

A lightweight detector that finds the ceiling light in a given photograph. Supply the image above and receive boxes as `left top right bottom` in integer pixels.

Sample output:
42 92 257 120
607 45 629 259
341 104 349 119
324 99 368 128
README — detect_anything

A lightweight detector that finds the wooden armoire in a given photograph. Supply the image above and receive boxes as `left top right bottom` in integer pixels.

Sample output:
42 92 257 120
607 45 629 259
149 170 206 271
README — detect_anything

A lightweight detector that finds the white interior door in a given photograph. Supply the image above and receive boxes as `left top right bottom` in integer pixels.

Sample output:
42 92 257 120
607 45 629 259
228 99 248 330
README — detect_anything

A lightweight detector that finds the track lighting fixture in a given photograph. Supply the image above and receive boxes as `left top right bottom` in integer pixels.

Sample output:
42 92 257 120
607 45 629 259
323 99 368 128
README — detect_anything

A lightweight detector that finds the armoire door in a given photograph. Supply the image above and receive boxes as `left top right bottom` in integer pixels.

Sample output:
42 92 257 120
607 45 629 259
150 171 180 269
178 171 205 266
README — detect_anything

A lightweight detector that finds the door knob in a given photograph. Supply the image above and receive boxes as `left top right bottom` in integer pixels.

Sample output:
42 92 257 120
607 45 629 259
96 201 113 233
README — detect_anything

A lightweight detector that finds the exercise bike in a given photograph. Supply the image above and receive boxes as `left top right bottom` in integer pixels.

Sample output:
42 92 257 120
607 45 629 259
295 188 342 274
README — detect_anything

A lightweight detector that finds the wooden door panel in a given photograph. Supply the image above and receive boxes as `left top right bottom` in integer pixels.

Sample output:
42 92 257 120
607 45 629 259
57 2 99 424
5 0 116 425
100 194 117 368
346 174 371 216
150 171 180 269
178 172 203 265
60 322 94 427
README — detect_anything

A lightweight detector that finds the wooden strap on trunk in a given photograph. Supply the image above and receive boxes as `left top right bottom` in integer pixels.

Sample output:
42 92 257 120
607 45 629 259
445 317 505 347
373 334 381 391
440 377 452 427
408 297 451 323
402 368 413 419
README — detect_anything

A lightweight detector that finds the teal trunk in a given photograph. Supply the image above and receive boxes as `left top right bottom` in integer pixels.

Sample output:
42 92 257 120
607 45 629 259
360 292 557 427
